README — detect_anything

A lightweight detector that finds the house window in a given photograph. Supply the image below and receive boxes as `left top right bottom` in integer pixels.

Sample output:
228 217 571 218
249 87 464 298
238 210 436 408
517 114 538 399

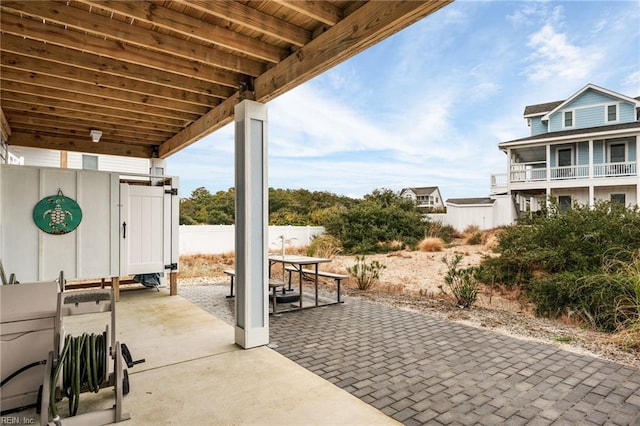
607 104 618 122
611 194 626 205
82 154 98 170
558 195 572 213
557 148 572 167
609 143 626 163
563 111 573 128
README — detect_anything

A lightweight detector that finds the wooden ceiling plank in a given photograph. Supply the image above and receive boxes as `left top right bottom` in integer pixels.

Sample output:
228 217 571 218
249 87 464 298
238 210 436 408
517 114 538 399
8 123 156 147
0 12 240 88
0 2 264 77
2 91 192 127
254 0 452 103
1 52 219 107
1 101 185 134
1 80 203 122
272 0 342 27
80 0 285 63
187 0 311 47
9 131 154 158
158 91 241 158
0 107 11 140
1 33 235 101
1 67 210 116
6 110 175 138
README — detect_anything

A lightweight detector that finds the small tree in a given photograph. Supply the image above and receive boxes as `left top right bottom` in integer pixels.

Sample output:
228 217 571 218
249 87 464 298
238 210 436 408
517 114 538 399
441 254 482 308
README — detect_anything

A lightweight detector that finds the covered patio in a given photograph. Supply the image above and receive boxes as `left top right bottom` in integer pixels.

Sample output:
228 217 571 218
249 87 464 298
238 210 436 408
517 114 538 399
0 1 452 424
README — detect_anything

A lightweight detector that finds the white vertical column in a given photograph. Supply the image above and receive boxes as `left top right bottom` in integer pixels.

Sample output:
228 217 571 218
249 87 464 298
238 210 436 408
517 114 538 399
588 139 595 208
234 100 269 349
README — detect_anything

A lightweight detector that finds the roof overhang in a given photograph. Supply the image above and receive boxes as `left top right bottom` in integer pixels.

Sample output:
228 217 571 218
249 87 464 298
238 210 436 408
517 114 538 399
0 0 453 159
499 123 640 151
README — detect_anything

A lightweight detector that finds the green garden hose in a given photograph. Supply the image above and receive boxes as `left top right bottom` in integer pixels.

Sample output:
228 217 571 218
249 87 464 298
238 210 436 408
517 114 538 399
50 331 108 418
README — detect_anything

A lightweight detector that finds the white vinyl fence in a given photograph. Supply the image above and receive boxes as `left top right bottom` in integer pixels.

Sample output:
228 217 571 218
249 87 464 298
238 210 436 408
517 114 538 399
179 225 325 255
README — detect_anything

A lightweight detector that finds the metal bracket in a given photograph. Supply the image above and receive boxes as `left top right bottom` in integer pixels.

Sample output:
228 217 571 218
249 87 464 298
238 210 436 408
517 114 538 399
165 263 178 270
165 188 178 195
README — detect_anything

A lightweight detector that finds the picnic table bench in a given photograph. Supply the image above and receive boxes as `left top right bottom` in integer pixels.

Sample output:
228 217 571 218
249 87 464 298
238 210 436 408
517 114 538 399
284 266 348 303
223 269 299 313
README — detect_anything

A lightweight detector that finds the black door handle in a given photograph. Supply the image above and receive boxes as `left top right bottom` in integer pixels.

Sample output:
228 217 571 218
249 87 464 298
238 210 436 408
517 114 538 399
122 221 127 239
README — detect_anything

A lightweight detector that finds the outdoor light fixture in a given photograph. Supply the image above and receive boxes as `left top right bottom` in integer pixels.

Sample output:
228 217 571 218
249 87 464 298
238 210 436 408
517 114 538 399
90 129 102 143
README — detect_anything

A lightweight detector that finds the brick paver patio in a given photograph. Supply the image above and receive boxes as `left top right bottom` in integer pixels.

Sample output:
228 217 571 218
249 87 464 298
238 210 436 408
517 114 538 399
180 284 640 425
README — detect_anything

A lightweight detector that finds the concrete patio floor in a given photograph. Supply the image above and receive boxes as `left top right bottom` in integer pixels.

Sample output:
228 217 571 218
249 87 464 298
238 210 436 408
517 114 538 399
11 288 396 425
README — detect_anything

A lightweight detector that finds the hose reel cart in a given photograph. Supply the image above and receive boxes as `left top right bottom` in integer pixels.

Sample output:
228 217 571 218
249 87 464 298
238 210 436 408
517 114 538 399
40 288 144 426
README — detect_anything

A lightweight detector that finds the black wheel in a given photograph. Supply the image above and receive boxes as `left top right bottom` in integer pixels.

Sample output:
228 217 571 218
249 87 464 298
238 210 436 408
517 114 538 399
122 369 130 395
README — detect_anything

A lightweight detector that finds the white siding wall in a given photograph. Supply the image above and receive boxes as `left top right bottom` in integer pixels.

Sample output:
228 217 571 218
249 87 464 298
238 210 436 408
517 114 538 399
10 146 60 168
446 204 494 232
67 152 150 174
594 185 637 206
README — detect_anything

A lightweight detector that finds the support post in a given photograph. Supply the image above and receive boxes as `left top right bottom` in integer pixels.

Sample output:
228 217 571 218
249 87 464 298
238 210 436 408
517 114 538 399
234 100 269 349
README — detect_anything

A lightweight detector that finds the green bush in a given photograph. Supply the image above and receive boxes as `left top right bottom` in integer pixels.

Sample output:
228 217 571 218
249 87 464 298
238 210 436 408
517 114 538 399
441 254 482 308
483 201 640 331
307 234 343 258
347 255 386 290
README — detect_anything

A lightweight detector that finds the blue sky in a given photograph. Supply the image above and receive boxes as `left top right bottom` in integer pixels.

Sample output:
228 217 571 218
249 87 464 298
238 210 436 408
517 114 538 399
168 0 640 201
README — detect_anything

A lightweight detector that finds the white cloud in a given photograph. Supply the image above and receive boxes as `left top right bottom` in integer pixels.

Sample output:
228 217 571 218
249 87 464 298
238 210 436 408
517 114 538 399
622 71 640 96
525 23 602 82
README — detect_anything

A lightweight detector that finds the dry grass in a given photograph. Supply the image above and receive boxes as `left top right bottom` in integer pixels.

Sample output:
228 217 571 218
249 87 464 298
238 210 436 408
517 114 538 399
417 237 444 252
178 252 234 278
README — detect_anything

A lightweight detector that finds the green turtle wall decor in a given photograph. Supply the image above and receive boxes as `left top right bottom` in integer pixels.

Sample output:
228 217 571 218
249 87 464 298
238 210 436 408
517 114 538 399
33 189 83 234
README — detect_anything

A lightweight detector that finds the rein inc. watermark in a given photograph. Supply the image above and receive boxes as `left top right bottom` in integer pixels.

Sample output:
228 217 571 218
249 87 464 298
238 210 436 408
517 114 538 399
0 416 35 425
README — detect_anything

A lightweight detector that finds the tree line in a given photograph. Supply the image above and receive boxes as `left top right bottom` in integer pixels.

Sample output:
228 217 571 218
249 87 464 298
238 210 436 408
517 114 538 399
180 187 429 253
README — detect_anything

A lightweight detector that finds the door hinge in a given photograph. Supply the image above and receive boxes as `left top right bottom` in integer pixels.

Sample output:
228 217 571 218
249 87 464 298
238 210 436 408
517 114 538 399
165 263 178 271
165 188 178 195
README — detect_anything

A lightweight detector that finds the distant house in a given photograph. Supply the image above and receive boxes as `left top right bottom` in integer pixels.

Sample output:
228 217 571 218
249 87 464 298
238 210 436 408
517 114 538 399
400 186 445 211
492 83 640 219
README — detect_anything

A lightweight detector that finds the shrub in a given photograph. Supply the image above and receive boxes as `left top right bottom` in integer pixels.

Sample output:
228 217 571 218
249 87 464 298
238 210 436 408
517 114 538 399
307 234 343 258
417 237 444 252
425 221 457 244
347 255 386 290
465 231 482 245
441 254 482 308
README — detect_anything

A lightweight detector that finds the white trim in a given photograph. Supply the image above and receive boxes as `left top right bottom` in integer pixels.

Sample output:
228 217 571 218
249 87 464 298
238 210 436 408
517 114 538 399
562 110 575 129
605 103 619 123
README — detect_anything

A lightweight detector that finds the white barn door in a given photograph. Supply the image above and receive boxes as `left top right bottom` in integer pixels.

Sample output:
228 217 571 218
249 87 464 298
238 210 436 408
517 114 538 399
119 183 166 275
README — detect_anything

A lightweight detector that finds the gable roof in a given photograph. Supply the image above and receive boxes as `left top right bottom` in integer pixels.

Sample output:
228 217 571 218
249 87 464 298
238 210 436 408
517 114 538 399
401 186 439 196
523 100 563 117
540 83 640 122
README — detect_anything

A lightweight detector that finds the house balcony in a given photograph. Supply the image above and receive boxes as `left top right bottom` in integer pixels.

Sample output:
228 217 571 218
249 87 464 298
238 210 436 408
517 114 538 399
508 161 637 183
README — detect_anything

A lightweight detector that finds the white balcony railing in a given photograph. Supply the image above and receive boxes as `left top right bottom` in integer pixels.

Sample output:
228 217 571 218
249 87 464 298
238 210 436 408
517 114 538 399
509 161 636 183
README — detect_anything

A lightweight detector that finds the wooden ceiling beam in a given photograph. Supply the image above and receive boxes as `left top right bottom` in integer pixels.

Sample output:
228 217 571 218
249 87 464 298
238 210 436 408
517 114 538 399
0 12 241 88
1 52 219 108
8 131 155 158
158 91 242 158
0 67 209 116
1 34 235 101
1 101 184 134
254 0 452 103
1 81 203 122
187 0 311 47
8 123 156 147
79 0 285 64
272 0 342 27
7 111 175 139
2 92 192 128
0 1 265 77
0 108 11 141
